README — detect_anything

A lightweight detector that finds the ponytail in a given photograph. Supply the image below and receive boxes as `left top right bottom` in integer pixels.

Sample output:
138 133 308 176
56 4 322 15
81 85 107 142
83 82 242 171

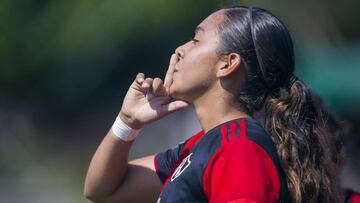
218 6 342 202
264 79 341 203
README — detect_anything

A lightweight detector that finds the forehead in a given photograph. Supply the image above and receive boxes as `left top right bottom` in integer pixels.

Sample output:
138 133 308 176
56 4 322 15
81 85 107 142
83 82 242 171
196 10 225 35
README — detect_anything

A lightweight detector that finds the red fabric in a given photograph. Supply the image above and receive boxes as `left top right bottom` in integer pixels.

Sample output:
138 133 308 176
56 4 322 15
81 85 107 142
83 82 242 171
221 124 228 145
230 122 237 140
183 130 205 155
239 120 246 141
351 193 360 203
203 121 280 203
226 199 259 203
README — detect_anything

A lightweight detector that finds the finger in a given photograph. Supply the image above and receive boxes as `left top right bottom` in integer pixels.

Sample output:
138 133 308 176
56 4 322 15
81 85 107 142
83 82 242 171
164 54 178 88
152 77 163 92
142 77 153 90
135 73 145 84
162 100 190 113
152 77 167 96
130 73 147 94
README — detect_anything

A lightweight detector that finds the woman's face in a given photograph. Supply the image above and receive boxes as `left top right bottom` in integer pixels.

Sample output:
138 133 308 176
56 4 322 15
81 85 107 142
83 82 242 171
169 10 225 102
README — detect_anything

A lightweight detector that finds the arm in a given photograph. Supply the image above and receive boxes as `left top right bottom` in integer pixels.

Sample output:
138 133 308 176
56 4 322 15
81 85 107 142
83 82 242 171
84 130 161 203
84 54 189 203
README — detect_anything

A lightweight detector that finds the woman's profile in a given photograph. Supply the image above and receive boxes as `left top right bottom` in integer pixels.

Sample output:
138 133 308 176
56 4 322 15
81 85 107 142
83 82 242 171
84 6 341 203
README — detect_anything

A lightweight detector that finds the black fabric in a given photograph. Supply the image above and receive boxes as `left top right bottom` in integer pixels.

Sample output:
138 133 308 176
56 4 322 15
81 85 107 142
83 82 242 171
155 139 188 183
156 126 223 203
344 188 355 203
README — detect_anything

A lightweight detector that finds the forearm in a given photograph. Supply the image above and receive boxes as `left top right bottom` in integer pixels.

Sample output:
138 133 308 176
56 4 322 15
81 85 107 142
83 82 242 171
84 129 134 201
83 67 187 202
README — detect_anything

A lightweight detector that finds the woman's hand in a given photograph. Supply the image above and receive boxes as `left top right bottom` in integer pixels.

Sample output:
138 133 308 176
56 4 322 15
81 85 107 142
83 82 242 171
119 54 189 129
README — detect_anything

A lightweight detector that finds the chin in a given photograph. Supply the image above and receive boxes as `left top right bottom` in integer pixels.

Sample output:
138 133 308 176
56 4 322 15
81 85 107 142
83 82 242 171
169 87 181 99
169 85 189 101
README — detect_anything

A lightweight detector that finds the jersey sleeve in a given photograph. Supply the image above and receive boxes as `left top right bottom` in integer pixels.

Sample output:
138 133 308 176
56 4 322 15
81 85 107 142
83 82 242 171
203 138 281 203
350 192 360 203
154 139 188 183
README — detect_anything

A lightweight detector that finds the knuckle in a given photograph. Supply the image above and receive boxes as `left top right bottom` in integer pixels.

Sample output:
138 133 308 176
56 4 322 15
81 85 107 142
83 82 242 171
154 77 163 83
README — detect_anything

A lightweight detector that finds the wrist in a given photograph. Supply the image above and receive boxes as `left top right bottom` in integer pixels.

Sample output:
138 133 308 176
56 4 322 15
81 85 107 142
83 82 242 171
111 116 141 142
119 112 143 130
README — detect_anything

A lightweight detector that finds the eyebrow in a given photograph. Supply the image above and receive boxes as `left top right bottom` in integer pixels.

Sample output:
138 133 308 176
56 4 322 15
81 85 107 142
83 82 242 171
194 26 205 34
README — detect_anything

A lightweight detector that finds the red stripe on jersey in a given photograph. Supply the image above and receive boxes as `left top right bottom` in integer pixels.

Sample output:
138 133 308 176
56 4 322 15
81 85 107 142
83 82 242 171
239 119 246 140
221 124 228 145
230 122 237 140
183 130 205 155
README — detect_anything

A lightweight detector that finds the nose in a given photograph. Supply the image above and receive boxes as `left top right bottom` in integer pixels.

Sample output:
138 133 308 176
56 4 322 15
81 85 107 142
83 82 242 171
175 45 185 59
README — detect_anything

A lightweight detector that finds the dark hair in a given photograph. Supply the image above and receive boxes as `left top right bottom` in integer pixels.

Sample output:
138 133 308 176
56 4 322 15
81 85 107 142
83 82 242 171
312 93 348 171
217 6 341 203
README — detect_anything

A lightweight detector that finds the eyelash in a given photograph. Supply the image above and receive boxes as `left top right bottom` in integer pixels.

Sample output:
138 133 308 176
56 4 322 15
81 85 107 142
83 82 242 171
190 38 199 43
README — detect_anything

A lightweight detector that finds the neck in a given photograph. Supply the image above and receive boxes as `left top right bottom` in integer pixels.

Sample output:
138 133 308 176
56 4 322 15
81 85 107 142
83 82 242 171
192 89 252 134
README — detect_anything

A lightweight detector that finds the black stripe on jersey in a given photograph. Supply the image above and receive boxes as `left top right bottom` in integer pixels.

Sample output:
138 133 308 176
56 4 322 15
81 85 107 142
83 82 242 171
224 121 241 141
235 121 241 138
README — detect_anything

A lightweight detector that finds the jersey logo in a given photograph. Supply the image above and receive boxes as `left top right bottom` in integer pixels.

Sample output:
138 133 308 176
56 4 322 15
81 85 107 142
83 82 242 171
170 153 192 182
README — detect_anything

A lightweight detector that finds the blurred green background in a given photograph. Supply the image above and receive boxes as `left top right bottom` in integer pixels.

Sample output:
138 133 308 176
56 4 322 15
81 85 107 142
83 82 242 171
1 0 359 202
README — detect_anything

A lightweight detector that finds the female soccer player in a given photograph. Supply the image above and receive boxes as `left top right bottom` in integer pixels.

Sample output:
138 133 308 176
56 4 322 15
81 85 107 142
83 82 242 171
84 6 340 203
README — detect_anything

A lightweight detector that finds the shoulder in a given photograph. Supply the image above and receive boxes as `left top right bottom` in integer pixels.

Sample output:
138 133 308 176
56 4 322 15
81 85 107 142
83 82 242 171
203 118 279 170
344 188 360 203
201 118 282 202
198 118 277 157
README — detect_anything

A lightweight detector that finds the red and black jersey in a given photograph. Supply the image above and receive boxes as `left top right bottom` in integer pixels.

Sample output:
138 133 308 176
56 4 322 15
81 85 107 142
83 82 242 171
154 118 291 203
344 188 360 203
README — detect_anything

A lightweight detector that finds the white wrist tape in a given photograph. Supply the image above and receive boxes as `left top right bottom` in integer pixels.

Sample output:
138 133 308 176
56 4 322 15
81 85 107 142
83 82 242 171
111 116 141 142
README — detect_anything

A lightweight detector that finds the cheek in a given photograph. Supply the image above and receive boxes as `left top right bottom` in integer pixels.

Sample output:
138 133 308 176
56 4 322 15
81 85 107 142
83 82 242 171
170 65 214 97
180 50 217 79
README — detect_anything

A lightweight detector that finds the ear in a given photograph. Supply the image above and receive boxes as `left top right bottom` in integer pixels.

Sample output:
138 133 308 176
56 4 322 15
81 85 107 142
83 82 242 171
216 53 242 78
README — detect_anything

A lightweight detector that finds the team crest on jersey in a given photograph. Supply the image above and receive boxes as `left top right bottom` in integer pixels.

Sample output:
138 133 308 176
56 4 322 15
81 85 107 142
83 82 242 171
170 153 193 182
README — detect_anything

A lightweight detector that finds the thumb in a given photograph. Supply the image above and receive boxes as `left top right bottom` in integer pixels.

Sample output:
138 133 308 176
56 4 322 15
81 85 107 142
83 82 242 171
162 100 190 113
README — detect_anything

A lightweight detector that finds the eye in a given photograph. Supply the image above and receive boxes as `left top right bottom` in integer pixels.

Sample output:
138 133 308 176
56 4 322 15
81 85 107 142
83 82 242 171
190 37 199 44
